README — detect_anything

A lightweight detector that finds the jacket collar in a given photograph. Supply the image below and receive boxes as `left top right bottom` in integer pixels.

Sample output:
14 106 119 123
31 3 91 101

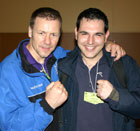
16 39 56 73
58 47 80 74
58 46 115 75
103 47 115 67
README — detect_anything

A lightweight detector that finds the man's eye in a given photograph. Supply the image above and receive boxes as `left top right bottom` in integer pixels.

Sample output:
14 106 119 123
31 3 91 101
96 33 104 36
82 33 87 35
80 32 88 35
39 32 45 35
52 33 57 36
51 33 59 37
97 34 102 36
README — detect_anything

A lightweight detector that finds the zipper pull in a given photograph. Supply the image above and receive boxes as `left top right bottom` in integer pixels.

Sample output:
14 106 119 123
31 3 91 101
41 65 51 80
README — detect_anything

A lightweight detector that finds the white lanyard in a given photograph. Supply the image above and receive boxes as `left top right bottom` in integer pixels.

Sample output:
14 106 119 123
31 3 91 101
88 60 100 92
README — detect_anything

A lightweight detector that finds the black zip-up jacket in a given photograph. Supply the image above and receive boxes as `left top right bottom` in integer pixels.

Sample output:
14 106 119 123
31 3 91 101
47 47 140 131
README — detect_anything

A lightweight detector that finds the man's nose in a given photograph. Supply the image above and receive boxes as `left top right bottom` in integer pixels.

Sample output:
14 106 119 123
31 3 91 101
44 35 51 45
88 35 95 45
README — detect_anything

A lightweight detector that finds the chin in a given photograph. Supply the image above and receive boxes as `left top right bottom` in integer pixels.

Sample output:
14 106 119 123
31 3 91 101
85 53 96 58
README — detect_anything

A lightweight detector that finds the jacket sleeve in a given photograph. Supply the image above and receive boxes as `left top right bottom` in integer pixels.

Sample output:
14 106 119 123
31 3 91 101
105 55 140 119
0 70 53 130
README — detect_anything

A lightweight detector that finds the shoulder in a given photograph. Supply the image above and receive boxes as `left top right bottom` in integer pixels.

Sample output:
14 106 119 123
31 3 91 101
122 55 139 68
0 50 20 74
121 55 140 77
53 46 70 59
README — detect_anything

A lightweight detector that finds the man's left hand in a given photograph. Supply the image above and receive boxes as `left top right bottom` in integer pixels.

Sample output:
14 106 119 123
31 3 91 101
97 80 113 100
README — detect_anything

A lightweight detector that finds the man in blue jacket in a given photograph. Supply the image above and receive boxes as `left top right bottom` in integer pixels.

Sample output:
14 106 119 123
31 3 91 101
57 8 140 131
0 7 126 131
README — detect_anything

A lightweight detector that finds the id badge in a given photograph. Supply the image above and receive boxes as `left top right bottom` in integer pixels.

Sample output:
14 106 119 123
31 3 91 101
84 92 104 104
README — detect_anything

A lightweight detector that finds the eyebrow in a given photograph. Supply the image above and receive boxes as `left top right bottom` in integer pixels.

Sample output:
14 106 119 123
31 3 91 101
95 32 105 35
79 31 105 35
79 31 88 34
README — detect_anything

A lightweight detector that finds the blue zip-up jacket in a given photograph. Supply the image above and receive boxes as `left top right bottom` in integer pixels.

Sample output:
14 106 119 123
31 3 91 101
56 47 140 131
0 39 69 131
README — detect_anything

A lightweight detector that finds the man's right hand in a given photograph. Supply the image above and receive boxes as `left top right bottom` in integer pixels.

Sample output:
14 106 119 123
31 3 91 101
45 81 68 109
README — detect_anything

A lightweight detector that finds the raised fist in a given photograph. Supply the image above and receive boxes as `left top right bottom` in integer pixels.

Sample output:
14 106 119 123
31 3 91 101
45 81 68 109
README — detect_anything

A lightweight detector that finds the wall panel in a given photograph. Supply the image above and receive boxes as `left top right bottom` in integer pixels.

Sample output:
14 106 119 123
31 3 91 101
0 32 140 66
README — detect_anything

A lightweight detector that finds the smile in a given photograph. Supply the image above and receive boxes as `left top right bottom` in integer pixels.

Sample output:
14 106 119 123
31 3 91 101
85 46 95 51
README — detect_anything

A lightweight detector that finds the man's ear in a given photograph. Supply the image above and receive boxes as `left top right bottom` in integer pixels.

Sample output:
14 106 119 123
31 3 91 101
28 26 32 38
74 27 78 40
105 30 110 43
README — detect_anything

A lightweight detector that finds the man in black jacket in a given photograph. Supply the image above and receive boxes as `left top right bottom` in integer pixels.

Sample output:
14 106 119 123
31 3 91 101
56 8 140 131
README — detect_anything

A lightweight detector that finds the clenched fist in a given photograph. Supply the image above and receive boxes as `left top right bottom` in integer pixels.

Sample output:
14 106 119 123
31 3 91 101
97 80 113 100
45 81 68 109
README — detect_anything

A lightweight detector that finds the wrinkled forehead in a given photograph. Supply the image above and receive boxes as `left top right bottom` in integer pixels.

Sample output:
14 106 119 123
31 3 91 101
33 17 61 30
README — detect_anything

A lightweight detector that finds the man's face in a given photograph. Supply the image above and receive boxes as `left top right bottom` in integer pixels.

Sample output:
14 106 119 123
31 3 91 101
75 18 109 63
27 17 61 64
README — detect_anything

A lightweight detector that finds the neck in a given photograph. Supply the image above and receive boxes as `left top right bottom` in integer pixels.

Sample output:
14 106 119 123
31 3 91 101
26 42 45 65
82 54 103 70
82 58 97 70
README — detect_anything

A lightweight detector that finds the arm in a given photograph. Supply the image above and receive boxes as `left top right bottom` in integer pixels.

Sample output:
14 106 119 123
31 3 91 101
45 81 68 110
0 72 67 130
97 56 140 119
0 80 53 131
105 40 126 61
0 96 52 131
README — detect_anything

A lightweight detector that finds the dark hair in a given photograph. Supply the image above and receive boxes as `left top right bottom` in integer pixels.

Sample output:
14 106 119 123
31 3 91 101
76 8 109 33
30 7 62 30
